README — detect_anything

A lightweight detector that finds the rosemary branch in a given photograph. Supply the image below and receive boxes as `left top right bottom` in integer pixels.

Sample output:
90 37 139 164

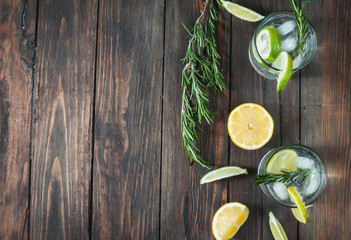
181 0 225 169
286 0 311 54
251 168 312 186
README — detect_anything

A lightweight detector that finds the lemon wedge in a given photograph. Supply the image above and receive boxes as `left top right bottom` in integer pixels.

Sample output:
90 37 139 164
212 202 249 240
287 186 309 224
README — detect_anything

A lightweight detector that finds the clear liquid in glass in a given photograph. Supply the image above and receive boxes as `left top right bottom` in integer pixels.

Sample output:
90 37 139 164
258 145 327 207
248 11 317 80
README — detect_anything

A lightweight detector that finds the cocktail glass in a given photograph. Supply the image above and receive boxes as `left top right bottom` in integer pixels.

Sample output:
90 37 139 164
248 11 317 80
257 144 327 207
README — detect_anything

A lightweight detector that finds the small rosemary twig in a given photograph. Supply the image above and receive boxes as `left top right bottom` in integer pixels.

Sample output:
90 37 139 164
251 168 312 185
286 0 311 55
181 0 225 169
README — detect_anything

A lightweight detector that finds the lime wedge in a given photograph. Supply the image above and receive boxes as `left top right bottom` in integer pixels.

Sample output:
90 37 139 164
272 51 293 93
267 149 298 174
222 1 264 22
287 186 309 224
200 166 248 184
269 212 288 240
256 26 281 63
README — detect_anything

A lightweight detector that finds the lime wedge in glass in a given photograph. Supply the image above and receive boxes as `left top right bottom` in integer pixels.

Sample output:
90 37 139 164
267 149 298 174
200 166 248 184
272 51 293 93
256 26 281 63
269 212 288 240
222 1 264 22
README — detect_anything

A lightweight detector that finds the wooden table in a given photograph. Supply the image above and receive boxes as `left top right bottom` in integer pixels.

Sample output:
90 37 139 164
0 0 350 239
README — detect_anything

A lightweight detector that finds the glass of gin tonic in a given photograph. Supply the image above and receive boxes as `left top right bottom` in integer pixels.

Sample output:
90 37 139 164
248 11 317 81
257 144 327 207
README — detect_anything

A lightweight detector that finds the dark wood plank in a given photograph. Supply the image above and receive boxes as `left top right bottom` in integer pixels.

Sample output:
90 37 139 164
161 1 230 239
29 0 97 239
229 1 272 238
230 1 299 239
91 0 164 239
268 62 300 238
262 1 300 238
0 0 37 239
300 0 351 239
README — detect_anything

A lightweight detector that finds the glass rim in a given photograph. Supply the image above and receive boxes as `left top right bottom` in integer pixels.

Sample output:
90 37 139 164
252 11 317 72
257 144 327 207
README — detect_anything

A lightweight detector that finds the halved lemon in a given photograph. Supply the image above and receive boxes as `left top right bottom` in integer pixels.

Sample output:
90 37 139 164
212 202 249 240
267 149 298 174
269 211 288 240
227 103 274 150
287 186 309 224
222 1 264 22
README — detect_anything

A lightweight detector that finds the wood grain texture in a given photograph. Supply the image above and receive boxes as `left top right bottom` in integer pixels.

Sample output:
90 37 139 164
30 0 97 239
0 0 350 239
229 1 298 239
261 2 300 239
0 0 36 239
230 1 274 239
161 0 230 239
91 0 164 239
300 0 351 239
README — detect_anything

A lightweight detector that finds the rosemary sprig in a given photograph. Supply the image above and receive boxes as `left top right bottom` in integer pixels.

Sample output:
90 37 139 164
286 0 311 54
251 168 312 185
181 0 225 169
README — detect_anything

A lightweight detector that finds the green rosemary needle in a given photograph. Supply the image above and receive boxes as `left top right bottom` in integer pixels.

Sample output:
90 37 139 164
251 168 312 186
286 0 311 54
181 0 225 169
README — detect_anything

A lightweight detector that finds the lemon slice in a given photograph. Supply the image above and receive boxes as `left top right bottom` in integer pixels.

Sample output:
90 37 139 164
287 186 309 224
212 202 249 240
269 212 288 240
222 1 264 22
256 26 282 63
294 204 313 222
267 149 298 174
200 166 248 184
272 51 293 93
227 103 274 150
291 207 309 224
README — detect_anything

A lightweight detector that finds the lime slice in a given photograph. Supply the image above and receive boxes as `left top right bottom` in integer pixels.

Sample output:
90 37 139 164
200 166 248 184
256 26 281 63
287 186 309 224
251 41 265 66
222 1 264 22
272 51 293 93
251 41 272 71
267 149 298 174
269 212 288 240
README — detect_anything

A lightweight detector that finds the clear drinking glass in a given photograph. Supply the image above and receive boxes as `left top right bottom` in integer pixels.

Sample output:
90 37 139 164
248 11 317 80
257 144 327 207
